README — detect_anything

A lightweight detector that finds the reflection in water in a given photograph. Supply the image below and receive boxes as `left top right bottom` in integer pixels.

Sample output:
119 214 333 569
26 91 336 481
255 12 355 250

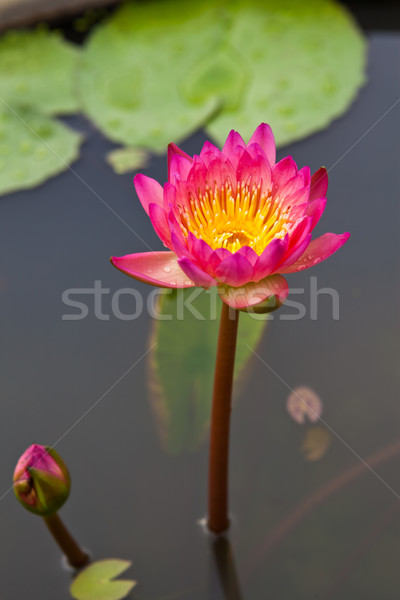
301 426 331 461
209 536 243 600
326 502 400 600
148 288 267 454
286 386 322 424
244 438 400 579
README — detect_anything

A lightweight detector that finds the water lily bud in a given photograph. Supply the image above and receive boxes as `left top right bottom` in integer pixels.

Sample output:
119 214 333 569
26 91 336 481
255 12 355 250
13 445 70 516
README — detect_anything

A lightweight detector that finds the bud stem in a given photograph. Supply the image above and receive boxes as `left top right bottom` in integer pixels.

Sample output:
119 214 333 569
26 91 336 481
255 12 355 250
208 301 239 534
43 513 89 568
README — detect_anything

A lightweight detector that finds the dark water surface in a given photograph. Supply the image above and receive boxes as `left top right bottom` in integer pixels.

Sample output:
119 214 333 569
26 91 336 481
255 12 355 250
1 33 400 600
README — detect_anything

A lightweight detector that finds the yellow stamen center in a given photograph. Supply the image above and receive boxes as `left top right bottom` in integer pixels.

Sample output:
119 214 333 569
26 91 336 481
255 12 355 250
178 179 288 255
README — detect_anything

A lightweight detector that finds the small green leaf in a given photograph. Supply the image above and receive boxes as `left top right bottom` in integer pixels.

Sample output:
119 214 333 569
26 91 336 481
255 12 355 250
70 559 136 600
0 105 82 196
149 288 267 454
106 147 150 174
0 28 80 116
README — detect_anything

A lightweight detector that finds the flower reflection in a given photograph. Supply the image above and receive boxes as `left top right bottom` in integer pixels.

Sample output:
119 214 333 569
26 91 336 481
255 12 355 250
286 385 323 424
301 426 331 461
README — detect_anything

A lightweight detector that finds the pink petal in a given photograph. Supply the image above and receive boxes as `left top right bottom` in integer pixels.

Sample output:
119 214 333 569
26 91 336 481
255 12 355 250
281 186 310 211
188 233 215 269
166 208 187 247
168 154 192 183
236 151 271 192
286 216 312 251
279 234 312 270
206 158 237 194
187 155 207 191
298 165 311 188
163 182 177 211
208 248 231 273
306 196 327 230
248 123 276 166
170 180 196 215
279 172 309 200
254 237 288 280
272 156 298 189
226 144 247 171
309 167 328 202
168 143 192 182
200 141 221 165
148 203 172 247
200 151 223 168
214 253 254 287
236 245 258 266
222 130 246 156
279 232 350 274
111 252 195 288
218 274 289 310
170 231 191 259
178 257 216 288
134 174 163 216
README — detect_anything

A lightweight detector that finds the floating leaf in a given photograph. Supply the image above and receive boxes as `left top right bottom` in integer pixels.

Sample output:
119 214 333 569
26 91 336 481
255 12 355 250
207 0 366 146
0 105 82 196
149 288 267 454
301 426 331 461
0 28 80 116
70 559 136 600
78 0 365 153
286 386 323 424
78 1 223 151
182 45 248 111
106 147 150 174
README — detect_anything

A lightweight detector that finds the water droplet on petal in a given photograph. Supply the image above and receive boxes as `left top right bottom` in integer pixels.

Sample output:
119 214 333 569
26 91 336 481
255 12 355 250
185 280 192 286
170 280 176 286
147 269 153 274
163 266 172 273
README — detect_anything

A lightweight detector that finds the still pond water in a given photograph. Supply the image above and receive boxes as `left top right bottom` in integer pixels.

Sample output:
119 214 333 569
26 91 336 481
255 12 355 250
1 19 400 600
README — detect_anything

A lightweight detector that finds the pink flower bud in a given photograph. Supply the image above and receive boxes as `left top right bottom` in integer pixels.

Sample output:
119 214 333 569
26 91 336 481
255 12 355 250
13 445 70 516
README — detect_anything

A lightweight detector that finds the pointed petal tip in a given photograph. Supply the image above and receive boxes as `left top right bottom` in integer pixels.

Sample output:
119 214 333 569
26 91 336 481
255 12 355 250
110 251 195 288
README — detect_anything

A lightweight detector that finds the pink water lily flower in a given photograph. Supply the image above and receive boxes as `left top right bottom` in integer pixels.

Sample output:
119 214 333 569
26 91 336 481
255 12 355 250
111 124 349 310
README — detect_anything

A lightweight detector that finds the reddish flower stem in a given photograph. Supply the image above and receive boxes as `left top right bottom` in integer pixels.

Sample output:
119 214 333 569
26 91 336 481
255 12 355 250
208 301 240 534
43 513 89 568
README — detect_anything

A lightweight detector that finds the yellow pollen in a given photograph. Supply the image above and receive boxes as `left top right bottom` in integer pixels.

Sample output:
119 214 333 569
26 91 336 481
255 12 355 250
179 180 286 254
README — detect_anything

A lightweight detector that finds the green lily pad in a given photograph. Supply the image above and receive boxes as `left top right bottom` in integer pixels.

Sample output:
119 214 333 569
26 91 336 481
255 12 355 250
70 560 136 600
206 0 366 146
0 105 82 196
149 288 267 454
0 28 80 116
78 0 365 153
106 147 150 174
78 0 224 150
182 45 248 111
